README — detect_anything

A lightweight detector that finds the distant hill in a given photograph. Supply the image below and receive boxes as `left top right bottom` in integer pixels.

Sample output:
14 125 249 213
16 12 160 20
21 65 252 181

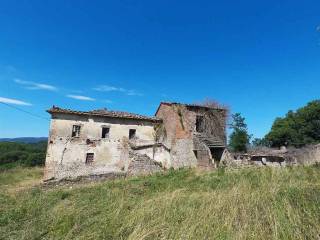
0 137 47 143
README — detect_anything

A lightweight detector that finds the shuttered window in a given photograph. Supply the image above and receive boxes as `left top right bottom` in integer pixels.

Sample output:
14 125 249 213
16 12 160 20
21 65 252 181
86 153 94 164
72 125 81 137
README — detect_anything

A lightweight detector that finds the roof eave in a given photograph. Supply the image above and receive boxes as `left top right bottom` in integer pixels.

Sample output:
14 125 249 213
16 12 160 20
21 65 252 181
47 109 161 122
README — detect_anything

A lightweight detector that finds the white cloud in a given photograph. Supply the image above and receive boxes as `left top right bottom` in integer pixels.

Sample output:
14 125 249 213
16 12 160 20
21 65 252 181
14 78 58 91
93 85 124 92
93 85 142 96
0 97 32 106
67 94 95 101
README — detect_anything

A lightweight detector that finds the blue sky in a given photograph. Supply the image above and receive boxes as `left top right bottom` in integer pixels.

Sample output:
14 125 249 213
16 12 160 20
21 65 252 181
0 0 319 138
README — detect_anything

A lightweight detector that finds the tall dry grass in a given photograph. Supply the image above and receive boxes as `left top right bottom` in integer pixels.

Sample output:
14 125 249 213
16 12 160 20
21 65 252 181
1 166 320 239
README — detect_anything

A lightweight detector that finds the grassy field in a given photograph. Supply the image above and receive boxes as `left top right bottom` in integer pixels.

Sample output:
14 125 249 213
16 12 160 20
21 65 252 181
0 166 320 240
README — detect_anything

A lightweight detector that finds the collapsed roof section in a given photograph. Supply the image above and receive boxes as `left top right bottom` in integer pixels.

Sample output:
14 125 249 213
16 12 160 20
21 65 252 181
155 102 227 116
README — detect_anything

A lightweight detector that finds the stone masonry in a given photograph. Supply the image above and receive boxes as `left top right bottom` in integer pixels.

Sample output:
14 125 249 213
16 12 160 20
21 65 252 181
44 102 228 181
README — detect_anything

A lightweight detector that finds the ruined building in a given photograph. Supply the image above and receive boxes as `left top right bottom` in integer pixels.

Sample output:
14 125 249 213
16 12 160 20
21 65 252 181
155 102 227 168
44 102 227 181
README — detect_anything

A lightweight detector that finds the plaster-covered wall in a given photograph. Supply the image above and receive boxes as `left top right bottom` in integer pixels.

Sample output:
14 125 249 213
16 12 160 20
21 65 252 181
50 113 154 140
44 113 155 180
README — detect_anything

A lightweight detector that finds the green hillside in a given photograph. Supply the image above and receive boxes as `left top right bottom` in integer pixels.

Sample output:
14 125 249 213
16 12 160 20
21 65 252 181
0 141 47 169
1 166 320 240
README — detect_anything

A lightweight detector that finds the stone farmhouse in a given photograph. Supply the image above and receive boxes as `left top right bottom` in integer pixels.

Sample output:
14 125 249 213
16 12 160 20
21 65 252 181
44 102 228 181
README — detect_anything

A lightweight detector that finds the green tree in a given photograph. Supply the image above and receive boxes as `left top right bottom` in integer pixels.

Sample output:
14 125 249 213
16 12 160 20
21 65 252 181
265 100 320 147
229 113 251 152
251 138 270 147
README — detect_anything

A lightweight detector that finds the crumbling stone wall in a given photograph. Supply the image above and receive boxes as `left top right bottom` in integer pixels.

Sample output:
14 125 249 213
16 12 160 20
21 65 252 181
156 104 197 168
127 152 163 176
45 113 156 181
45 102 229 182
155 103 227 168
193 136 212 167
131 143 171 169
224 144 320 168
287 144 320 165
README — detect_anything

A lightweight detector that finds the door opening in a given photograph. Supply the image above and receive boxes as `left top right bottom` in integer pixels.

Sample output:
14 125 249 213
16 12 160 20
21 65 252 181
210 148 225 167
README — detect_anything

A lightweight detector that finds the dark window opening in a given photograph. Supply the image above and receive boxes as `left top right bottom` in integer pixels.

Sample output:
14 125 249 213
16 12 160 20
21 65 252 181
102 127 110 139
129 129 136 140
72 125 81 137
86 153 94 164
193 150 198 159
196 116 204 132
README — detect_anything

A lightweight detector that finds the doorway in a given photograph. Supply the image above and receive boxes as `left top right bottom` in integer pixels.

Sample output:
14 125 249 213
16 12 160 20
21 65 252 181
210 147 225 167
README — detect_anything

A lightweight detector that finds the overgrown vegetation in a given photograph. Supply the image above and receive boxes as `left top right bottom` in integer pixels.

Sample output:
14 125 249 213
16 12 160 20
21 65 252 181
198 99 228 143
1 166 320 239
0 141 47 169
153 122 167 143
264 100 320 148
174 104 185 130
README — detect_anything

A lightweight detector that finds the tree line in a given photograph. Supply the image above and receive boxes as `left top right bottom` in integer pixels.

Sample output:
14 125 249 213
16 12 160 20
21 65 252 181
229 100 320 152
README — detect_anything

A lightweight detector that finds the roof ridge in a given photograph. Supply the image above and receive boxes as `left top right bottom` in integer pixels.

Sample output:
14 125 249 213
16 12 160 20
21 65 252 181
47 106 161 122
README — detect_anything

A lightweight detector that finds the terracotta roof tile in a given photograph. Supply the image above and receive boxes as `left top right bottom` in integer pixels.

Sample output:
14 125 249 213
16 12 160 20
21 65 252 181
47 106 161 122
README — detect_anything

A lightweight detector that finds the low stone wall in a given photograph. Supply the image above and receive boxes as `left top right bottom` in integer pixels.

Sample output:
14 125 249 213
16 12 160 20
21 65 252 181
224 144 320 168
288 144 320 165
